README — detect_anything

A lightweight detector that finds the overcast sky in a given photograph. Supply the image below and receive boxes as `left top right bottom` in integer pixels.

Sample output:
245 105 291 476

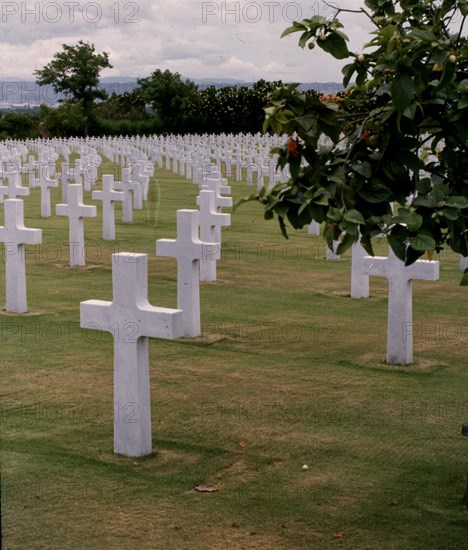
0 1 373 83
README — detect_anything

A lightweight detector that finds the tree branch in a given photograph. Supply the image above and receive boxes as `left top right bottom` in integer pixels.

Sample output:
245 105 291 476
323 1 380 27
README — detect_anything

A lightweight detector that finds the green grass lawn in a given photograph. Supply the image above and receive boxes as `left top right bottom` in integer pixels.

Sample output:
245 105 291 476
1 157 467 549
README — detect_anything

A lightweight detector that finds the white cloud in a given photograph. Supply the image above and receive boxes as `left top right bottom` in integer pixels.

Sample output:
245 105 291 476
0 1 374 82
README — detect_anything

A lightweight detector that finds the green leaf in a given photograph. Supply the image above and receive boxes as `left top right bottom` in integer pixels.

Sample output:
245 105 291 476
281 24 306 38
405 245 423 266
327 206 342 222
344 209 365 224
358 181 393 203
233 193 259 212
442 208 459 221
409 232 436 251
391 73 415 113
336 232 355 255
446 196 468 209
278 216 289 239
461 269 468 286
342 63 356 87
409 29 436 42
416 178 432 194
294 115 318 135
298 31 314 49
323 223 335 251
316 32 350 60
270 118 282 134
388 225 408 262
429 50 449 65
394 209 423 232
460 0 468 16
398 150 424 171
413 196 437 208
352 162 372 178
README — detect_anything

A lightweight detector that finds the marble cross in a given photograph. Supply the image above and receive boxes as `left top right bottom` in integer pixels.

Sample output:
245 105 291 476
198 189 230 282
363 247 439 364
156 209 219 337
113 175 136 223
36 165 58 217
92 175 125 240
351 240 370 299
0 199 42 312
0 172 29 203
80 253 183 457
308 221 320 237
56 183 97 266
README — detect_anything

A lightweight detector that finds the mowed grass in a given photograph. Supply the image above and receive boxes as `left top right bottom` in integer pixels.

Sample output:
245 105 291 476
1 155 467 549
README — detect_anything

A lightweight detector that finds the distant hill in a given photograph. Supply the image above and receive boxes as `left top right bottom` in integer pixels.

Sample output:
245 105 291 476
0 77 343 110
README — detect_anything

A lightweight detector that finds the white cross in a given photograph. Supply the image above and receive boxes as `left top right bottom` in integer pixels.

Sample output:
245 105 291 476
0 199 42 313
0 171 29 203
197 179 232 243
80 253 183 457
351 240 370 299
198 189 230 282
156 209 219 337
92 175 125 240
202 174 232 197
56 184 97 266
36 164 58 218
60 162 71 203
308 221 320 237
113 174 137 223
363 247 439 364
122 167 143 210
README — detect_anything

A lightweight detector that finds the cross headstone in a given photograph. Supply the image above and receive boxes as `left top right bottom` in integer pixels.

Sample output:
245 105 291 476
0 199 42 313
60 162 70 203
36 165 58 218
92 175 125 240
56 183 97 266
198 190 230 282
156 209 219 337
0 172 29 203
80 253 183 457
113 175 136 223
197 180 232 243
122 167 143 210
308 221 320 237
351 240 370 299
363 247 439 364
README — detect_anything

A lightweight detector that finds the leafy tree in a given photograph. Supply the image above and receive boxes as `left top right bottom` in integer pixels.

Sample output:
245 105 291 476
137 69 200 132
34 40 112 134
94 89 148 121
242 0 468 284
39 101 87 138
195 80 285 133
0 111 39 139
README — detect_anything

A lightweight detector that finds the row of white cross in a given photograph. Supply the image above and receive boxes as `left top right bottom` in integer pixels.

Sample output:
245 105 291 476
0 136 465 459
0 153 233 457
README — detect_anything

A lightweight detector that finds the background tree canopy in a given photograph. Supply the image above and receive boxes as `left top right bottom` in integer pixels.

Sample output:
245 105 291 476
34 40 112 135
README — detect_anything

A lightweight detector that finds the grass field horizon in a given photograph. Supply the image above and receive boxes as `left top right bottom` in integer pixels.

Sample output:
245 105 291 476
1 155 467 549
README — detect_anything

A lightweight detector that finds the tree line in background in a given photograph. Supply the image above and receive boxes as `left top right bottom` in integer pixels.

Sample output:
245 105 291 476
0 41 316 139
